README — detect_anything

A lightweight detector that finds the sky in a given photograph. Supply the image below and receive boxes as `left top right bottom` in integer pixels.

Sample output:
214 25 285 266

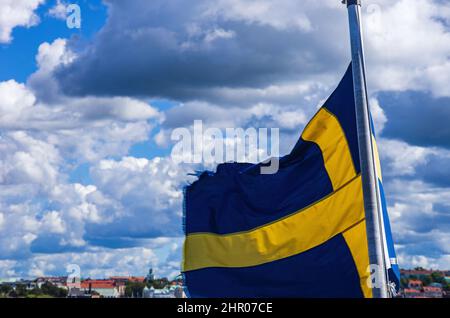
0 0 449 280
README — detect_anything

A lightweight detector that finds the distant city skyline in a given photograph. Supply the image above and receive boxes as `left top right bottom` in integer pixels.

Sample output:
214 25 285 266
0 0 449 278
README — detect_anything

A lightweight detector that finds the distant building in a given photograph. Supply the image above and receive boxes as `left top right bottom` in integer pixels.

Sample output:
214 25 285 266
423 286 443 298
408 280 423 291
67 288 89 298
35 277 67 289
5 278 67 291
109 276 145 284
151 288 176 298
142 286 153 298
401 278 444 298
140 280 186 299
403 288 423 298
13 280 37 290
146 268 155 282
142 287 173 298
77 279 125 298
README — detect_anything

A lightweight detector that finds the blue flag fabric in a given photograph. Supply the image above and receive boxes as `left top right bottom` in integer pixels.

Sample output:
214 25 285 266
182 64 399 298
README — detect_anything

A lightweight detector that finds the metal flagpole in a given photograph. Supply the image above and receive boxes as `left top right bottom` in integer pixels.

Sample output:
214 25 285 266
343 0 389 298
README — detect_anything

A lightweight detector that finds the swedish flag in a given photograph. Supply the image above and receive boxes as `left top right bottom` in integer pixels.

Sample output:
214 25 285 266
182 64 399 298
371 117 400 295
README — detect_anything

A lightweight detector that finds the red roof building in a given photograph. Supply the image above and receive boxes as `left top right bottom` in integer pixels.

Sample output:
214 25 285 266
109 276 146 283
403 288 422 298
423 286 443 298
81 280 116 289
401 269 448 278
408 280 423 290
78 279 124 298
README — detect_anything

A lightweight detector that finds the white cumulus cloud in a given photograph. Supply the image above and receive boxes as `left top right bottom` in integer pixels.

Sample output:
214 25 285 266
0 0 45 43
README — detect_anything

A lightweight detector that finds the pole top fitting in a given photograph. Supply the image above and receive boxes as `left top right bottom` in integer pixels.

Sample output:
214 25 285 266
342 0 361 7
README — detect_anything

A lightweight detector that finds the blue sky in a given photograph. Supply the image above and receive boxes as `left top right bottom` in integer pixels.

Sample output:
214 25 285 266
0 0 449 280
0 0 106 82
